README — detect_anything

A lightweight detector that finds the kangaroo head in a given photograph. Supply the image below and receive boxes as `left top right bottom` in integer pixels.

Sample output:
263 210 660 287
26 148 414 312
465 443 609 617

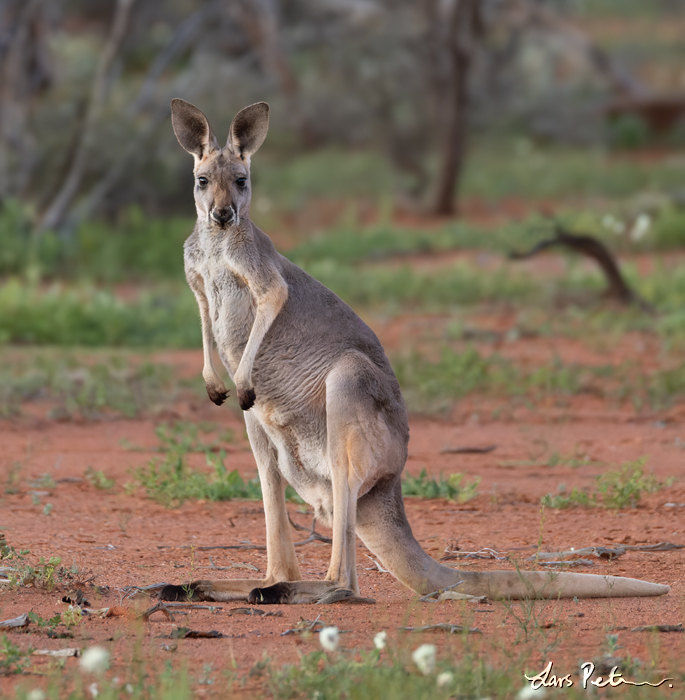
171 99 269 228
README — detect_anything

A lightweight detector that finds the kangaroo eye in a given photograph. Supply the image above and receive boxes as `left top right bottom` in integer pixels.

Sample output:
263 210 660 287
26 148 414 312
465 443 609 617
236 177 247 188
197 176 208 187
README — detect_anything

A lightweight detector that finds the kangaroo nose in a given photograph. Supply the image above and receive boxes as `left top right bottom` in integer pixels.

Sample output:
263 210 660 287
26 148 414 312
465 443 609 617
212 207 234 226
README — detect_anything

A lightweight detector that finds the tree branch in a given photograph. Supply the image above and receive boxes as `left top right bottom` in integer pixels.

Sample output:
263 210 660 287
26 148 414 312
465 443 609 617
38 0 137 233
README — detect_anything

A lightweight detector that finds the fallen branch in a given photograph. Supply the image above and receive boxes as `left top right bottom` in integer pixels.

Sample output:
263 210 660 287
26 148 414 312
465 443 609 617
139 600 225 622
33 648 80 658
418 581 464 602
208 557 258 572
228 607 282 617
401 623 480 634
281 615 324 636
509 225 652 311
538 559 596 567
140 601 175 622
0 613 29 630
609 542 684 552
528 546 626 562
289 515 333 544
170 627 224 639
631 624 683 633
119 582 170 600
365 554 389 573
441 547 509 562
440 445 497 454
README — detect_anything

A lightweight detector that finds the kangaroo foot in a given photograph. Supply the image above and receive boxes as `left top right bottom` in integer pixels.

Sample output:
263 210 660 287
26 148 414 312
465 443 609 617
159 582 203 602
248 582 375 605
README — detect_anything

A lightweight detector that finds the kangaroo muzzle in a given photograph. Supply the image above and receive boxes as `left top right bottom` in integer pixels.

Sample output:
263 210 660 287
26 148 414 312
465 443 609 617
211 206 236 227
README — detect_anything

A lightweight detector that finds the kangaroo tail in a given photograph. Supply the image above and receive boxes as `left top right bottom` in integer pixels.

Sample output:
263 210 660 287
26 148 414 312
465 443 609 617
355 478 669 599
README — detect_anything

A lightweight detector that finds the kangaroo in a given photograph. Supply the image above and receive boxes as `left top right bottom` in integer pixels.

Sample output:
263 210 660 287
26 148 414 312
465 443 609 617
160 99 669 604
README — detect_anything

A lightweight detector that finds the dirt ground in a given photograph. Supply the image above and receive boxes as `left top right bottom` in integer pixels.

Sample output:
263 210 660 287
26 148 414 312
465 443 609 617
1 338 684 696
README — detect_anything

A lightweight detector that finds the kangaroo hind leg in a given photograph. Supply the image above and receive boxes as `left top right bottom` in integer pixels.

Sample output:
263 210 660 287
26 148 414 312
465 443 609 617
250 354 387 604
160 414 301 603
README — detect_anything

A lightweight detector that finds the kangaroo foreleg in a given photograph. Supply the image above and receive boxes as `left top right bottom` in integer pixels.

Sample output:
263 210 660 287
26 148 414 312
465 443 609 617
187 272 229 406
233 263 288 410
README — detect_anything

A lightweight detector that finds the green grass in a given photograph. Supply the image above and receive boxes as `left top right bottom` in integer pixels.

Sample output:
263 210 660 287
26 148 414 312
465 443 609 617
132 422 262 507
541 458 674 509
394 346 685 414
5 635 684 699
0 349 179 419
401 469 480 502
460 139 685 202
0 279 200 347
133 423 481 507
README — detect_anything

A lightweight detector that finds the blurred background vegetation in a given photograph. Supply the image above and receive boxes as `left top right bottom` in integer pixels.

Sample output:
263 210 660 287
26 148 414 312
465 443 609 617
2 0 685 355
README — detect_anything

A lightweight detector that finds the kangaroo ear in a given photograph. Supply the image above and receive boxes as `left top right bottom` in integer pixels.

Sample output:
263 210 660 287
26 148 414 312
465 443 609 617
228 102 269 161
171 98 219 160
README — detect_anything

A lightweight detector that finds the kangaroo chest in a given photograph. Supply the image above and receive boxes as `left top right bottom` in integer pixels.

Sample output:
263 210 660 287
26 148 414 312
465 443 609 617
186 240 256 379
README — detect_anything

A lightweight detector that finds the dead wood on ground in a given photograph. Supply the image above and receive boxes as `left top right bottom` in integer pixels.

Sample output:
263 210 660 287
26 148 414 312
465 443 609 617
509 225 653 311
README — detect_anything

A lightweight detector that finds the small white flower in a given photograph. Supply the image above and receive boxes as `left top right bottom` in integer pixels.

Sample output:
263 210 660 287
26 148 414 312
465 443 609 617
437 671 454 688
88 682 99 698
319 626 339 652
27 691 46 700
125 684 134 695
517 685 548 700
412 643 437 675
373 631 387 650
79 646 110 674
630 213 651 241
602 214 625 234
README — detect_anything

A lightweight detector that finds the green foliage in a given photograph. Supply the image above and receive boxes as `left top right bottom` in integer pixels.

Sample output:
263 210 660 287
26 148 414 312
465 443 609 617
461 139 685 201
402 469 480 503
303 259 539 311
0 203 192 281
85 466 116 491
541 458 674 509
607 114 652 150
0 349 178 419
133 422 262 507
26 611 63 632
0 635 32 676
540 487 594 509
596 457 673 508
394 346 685 414
12 664 194 698
134 448 262 508
5 554 63 590
265 647 518 700
0 279 200 347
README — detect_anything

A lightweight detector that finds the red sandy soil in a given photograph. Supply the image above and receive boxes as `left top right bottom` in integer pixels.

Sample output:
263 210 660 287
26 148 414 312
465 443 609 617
1 346 684 697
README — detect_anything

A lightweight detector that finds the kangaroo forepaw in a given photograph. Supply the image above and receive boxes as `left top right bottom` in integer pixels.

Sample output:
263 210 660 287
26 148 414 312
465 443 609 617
238 387 256 411
206 385 230 406
158 582 203 602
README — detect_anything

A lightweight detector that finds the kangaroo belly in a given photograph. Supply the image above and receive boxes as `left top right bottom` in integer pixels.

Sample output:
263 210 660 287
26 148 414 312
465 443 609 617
253 406 335 522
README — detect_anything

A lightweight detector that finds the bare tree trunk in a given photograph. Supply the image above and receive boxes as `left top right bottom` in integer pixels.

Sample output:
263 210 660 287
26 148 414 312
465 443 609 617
427 0 481 216
72 2 224 228
0 0 51 205
235 0 311 140
38 0 137 233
